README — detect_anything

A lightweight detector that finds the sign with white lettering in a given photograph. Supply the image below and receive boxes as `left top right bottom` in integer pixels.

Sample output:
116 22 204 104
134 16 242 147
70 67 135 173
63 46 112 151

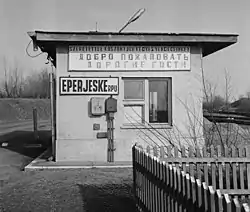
68 46 190 71
60 77 119 95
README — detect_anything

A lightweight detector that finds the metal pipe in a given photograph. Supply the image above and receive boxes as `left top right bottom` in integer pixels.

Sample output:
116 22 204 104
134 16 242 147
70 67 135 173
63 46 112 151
110 116 114 162
50 72 55 161
107 114 111 162
107 113 115 162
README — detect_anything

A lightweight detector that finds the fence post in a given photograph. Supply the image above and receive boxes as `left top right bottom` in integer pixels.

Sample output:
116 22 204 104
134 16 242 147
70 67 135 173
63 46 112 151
33 107 38 141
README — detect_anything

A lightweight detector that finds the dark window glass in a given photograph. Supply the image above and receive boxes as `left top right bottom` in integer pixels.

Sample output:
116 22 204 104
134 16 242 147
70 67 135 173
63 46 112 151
149 80 169 123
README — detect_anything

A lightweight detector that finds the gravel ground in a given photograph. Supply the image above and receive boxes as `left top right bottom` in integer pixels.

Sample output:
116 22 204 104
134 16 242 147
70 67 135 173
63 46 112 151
1 168 135 212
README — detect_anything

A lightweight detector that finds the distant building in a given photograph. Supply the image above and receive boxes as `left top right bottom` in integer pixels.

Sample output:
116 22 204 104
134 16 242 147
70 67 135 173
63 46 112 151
28 31 237 164
230 97 250 112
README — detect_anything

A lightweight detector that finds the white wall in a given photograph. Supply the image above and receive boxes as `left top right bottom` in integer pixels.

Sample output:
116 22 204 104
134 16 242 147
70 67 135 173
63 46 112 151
55 45 204 162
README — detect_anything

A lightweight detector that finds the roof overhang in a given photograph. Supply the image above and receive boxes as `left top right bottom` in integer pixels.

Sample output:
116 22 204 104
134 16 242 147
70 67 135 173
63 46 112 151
27 31 238 67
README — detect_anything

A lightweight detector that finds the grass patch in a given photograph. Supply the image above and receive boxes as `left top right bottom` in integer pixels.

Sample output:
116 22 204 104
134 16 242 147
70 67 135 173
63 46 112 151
1 169 135 212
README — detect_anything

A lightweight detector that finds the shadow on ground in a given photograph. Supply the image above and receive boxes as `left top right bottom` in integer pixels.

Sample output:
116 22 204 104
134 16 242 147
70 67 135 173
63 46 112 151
78 183 136 212
0 130 51 168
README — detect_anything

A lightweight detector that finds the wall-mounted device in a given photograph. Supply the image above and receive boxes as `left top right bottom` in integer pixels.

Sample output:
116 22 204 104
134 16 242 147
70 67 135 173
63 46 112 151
90 97 105 116
105 97 117 113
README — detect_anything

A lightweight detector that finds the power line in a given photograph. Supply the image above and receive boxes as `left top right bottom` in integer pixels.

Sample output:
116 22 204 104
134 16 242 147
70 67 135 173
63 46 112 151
26 40 44 58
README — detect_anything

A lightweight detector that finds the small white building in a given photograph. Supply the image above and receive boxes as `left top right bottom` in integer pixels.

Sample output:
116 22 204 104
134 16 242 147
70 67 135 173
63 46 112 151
28 31 237 164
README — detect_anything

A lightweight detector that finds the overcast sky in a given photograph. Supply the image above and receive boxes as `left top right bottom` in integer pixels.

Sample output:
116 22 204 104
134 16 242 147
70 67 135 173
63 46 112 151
0 0 249 99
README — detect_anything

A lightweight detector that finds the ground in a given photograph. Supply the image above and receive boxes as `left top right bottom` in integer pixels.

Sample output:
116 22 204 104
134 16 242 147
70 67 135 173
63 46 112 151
1 168 135 212
0 98 135 212
1 98 250 211
0 128 135 212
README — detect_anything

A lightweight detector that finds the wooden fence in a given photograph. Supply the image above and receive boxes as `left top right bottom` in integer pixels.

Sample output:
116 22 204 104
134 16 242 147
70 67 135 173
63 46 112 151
133 145 250 212
156 145 250 199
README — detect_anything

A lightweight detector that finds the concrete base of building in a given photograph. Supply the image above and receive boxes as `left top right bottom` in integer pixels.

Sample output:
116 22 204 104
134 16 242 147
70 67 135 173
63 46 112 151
24 148 132 171
55 138 133 162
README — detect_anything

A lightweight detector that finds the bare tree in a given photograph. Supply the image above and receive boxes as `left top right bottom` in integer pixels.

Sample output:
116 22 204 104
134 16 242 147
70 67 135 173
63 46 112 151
2 57 24 98
201 68 249 147
224 68 233 109
21 68 50 98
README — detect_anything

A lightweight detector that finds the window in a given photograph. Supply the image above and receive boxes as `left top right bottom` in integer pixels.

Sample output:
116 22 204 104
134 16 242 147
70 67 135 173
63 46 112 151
123 78 172 127
149 79 169 123
124 80 144 100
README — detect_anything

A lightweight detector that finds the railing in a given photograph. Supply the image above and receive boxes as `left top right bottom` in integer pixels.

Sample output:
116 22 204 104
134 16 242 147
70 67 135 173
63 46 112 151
133 145 250 212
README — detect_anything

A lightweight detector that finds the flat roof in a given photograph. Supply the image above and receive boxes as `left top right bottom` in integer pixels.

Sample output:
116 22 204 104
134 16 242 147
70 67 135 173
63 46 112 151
28 30 238 66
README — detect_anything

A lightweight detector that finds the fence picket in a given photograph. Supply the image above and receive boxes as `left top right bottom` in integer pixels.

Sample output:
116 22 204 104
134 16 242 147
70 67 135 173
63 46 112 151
166 164 171 212
203 147 209 186
152 157 157 212
146 153 150 211
239 146 245 202
216 189 223 212
177 168 183 212
160 162 165 212
196 179 203 210
156 158 160 212
203 182 209 212
211 145 217 190
173 167 178 212
232 198 241 212
225 145 231 192
143 152 147 209
232 145 238 200
243 203 250 212
170 165 174 212
217 145 224 191
196 147 202 181
137 150 141 206
185 173 191 211
181 146 187 175
149 155 153 212
189 146 195 178
190 176 197 211
222 193 232 212
181 171 187 212
208 186 216 212
164 162 170 212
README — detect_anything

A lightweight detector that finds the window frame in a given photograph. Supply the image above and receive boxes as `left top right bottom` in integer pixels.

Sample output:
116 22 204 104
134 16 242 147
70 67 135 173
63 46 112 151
122 77 172 128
